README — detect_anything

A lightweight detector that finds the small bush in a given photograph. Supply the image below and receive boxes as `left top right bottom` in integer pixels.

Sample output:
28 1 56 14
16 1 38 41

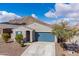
2 33 10 43
15 34 23 43
15 34 25 47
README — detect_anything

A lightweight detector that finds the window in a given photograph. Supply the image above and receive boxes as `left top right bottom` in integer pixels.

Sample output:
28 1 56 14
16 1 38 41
16 31 22 35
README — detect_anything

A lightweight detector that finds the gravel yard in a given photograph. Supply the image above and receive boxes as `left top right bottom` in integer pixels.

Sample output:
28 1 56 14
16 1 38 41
0 39 29 56
55 43 79 56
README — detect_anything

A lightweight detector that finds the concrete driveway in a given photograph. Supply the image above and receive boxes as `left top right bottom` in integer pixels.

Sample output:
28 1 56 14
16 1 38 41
21 42 55 56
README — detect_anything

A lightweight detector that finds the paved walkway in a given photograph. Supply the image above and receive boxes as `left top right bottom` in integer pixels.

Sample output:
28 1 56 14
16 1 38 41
21 42 55 56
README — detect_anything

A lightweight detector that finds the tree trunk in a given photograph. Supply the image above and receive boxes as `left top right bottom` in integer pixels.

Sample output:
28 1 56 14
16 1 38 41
57 37 65 43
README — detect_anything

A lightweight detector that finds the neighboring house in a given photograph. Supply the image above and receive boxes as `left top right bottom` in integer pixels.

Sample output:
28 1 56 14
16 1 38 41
0 16 56 42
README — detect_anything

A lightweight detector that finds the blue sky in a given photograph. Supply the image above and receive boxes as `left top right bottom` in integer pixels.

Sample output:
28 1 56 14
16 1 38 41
0 3 55 23
0 3 79 25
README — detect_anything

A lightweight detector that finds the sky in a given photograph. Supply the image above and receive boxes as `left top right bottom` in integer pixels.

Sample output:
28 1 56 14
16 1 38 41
0 3 55 23
0 3 79 25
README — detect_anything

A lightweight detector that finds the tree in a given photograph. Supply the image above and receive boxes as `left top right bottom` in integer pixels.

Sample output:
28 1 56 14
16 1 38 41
52 21 78 43
2 33 10 43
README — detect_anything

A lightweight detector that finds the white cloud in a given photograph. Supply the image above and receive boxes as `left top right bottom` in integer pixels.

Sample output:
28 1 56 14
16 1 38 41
0 11 22 22
31 14 38 19
45 3 79 25
55 3 79 18
55 3 79 25
44 11 57 18
66 12 79 18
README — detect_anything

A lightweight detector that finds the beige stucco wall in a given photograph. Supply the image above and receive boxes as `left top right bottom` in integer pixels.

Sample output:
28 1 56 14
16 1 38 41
11 26 33 42
27 23 52 32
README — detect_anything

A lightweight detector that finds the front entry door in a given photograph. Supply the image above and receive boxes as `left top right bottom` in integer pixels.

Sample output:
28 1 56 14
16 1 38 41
26 31 30 42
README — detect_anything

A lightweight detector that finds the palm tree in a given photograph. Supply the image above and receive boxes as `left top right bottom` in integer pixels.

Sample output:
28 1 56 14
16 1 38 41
52 21 78 43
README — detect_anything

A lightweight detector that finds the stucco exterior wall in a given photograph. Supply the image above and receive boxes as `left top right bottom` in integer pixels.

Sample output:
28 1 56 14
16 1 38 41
27 23 52 32
11 26 33 42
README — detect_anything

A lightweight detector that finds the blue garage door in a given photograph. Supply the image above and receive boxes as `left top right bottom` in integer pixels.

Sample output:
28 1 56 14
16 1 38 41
35 32 55 42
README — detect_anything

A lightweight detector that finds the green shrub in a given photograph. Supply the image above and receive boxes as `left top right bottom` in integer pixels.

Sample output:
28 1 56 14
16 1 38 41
15 34 25 47
2 33 10 43
15 34 23 43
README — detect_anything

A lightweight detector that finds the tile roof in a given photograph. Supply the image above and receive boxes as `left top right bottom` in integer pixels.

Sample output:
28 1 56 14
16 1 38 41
0 24 19 29
0 16 53 29
9 16 53 28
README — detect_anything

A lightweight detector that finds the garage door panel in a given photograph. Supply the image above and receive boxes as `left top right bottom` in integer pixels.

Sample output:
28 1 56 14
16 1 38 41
35 32 55 42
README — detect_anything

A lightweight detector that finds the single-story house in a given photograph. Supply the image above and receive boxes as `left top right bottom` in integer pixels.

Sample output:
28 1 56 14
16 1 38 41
0 17 57 42
11 22 57 42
